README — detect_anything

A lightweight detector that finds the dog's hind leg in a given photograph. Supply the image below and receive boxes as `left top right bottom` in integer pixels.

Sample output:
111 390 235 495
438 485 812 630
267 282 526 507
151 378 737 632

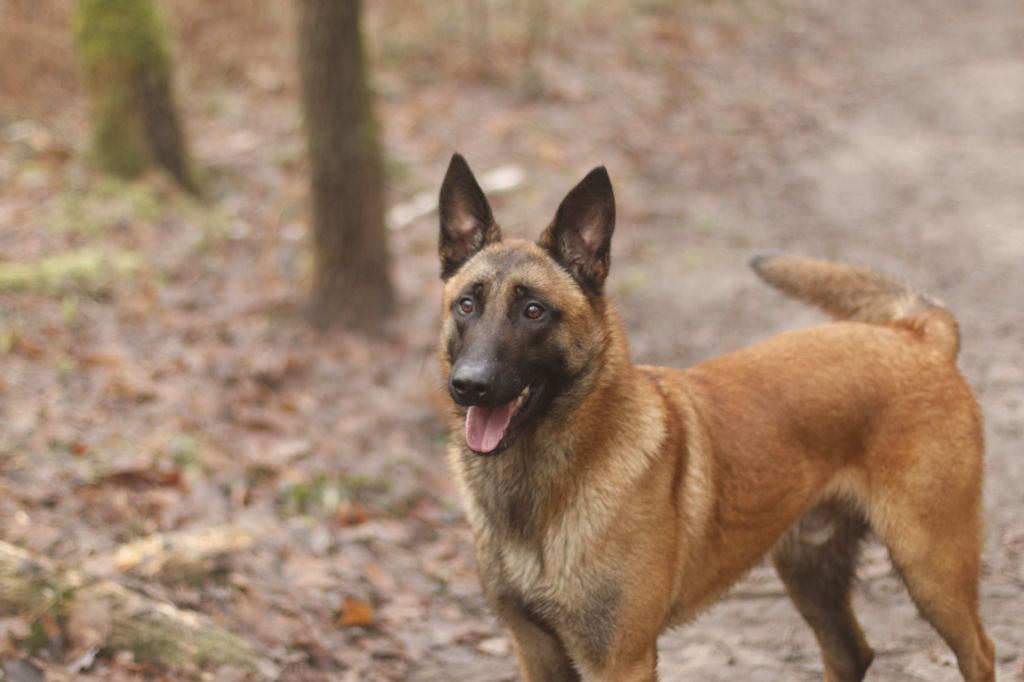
872 482 995 682
772 501 874 682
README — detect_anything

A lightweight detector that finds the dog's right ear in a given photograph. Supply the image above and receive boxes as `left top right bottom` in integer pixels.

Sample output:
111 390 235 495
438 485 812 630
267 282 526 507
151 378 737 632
438 153 502 280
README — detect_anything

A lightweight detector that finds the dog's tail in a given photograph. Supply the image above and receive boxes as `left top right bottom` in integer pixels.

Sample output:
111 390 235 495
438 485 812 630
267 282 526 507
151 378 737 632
750 254 960 359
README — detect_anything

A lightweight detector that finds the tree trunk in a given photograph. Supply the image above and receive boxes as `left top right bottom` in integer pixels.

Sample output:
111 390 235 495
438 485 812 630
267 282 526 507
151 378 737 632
74 0 196 192
524 0 550 97
297 0 394 330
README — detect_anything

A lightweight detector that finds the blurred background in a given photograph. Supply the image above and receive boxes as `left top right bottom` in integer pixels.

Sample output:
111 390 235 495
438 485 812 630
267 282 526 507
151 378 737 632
0 0 1022 680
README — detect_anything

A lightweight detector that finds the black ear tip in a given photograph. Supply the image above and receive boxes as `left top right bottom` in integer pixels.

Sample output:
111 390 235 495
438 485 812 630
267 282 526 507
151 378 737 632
583 165 613 192
445 153 480 186
447 153 468 172
442 153 473 190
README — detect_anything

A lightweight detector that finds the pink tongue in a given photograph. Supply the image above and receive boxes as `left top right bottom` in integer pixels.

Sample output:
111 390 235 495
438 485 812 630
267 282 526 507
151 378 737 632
465 401 516 453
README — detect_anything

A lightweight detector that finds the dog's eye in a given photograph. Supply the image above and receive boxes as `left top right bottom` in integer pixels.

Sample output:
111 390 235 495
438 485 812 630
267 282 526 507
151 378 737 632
524 303 545 320
458 297 475 315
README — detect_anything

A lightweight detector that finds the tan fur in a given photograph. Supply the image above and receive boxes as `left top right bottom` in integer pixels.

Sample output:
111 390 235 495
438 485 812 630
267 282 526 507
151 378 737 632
441 244 993 681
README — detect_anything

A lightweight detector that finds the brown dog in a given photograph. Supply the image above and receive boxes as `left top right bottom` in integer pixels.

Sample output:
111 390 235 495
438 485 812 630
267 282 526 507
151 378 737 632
436 153 994 681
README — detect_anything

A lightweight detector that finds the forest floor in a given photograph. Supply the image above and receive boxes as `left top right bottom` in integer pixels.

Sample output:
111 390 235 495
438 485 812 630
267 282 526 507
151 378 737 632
1 0 1022 680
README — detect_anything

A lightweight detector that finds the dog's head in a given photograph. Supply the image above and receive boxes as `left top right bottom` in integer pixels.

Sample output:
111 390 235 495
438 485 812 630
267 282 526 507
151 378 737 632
438 153 616 455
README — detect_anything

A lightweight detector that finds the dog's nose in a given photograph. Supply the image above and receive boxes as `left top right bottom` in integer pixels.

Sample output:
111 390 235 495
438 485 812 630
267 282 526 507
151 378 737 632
450 363 492 404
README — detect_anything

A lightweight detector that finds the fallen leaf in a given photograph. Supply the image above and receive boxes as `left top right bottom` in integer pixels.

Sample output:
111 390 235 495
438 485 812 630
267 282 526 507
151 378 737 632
334 500 369 527
95 467 183 490
267 438 312 463
364 563 396 592
338 597 374 627
282 554 334 589
38 612 61 641
10 334 43 359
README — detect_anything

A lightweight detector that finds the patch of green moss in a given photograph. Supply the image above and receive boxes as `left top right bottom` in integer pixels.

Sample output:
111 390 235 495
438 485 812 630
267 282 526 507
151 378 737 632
278 473 391 517
99 177 162 219
56 177 163 235
0 327 17 353
73 0 182 181
167 433 204 475
0 249 143 294
91 77 147 178
73 0 171 67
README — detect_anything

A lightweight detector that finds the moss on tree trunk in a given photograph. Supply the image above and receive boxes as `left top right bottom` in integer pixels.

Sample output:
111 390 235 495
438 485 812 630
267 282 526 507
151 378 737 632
297 0 394 329
74 0 196 192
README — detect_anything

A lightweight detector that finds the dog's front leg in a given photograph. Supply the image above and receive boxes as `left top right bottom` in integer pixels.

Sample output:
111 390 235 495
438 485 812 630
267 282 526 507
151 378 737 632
564 594 662 682
496 597 581 682
579 646 658 682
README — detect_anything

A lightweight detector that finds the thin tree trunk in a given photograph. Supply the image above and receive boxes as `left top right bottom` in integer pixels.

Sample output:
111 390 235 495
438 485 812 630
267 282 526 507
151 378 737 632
467 0 493 78
524 0 550 97
73 0 196 192
297 0 394 330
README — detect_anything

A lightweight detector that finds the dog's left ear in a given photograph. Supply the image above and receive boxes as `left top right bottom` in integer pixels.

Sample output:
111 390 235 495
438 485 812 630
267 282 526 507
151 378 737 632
538 166 616 294
438 153 502 280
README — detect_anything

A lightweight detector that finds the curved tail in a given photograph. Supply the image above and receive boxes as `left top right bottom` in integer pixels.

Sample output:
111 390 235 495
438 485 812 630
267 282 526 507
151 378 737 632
750 254 960 359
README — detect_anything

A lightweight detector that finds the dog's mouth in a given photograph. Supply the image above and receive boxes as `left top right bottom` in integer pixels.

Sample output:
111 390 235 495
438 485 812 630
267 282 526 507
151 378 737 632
464 379 544 456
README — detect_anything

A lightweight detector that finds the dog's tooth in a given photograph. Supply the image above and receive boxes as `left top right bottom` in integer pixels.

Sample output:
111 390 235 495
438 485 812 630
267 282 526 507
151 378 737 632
513 387 528 411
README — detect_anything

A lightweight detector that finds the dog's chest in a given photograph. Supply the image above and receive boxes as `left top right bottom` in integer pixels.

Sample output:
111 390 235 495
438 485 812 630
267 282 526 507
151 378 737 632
497 540 547 592
484 506 610 604
489 527 623 665
455 442 643 609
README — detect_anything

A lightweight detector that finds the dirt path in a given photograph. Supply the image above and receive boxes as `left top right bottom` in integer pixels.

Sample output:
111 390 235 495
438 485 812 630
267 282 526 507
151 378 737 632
416 1 1024 679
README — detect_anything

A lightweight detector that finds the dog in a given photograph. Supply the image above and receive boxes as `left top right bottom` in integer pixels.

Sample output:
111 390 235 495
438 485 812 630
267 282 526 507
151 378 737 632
436 153 994 681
